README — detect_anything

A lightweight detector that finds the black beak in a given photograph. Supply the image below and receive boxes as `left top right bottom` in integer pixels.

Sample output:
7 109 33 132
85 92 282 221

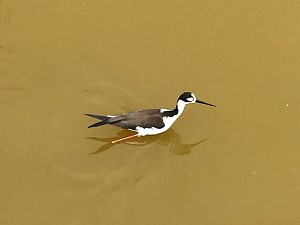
195 99 216 107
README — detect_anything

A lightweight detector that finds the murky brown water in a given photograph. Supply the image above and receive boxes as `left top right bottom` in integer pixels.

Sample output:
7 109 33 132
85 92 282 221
1 1 300 224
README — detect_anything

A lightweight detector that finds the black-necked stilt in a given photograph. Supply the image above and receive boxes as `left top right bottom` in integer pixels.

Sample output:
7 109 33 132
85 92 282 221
86 92 215 144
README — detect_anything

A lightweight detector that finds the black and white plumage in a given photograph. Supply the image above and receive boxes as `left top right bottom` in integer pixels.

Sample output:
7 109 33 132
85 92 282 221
86 92 215 143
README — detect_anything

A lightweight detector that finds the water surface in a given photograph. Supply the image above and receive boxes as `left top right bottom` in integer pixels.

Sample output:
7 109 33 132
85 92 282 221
1 1 300 224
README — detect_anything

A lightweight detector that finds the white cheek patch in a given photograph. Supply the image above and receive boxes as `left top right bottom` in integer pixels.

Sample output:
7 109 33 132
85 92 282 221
187 97 193 102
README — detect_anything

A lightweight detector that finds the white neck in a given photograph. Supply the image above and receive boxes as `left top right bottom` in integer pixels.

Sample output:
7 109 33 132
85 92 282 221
176 99 187 117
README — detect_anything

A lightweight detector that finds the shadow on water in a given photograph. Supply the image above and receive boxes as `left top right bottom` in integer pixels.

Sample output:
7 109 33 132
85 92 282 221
86 129 211 155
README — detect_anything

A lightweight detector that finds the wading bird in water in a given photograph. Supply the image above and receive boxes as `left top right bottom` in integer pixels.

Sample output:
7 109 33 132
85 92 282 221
86 92 215 144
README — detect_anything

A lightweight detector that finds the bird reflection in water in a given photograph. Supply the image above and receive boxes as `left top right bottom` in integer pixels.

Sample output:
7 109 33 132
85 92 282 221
86 129 211 155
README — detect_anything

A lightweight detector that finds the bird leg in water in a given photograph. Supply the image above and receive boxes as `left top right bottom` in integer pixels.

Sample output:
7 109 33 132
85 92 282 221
111 134 139 144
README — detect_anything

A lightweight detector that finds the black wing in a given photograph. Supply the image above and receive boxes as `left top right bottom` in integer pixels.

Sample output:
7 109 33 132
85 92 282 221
107 109 165 129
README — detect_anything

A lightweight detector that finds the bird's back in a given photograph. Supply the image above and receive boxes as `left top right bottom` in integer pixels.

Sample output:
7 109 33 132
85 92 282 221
107 109 165 130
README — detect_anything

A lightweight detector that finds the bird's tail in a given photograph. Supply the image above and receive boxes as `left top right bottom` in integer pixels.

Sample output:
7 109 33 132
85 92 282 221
85 113 110 128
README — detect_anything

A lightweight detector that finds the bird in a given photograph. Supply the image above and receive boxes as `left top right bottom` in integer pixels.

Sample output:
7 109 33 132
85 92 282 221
85 92 215 144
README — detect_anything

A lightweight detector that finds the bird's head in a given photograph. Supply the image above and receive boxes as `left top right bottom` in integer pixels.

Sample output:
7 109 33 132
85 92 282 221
178 92 216 107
